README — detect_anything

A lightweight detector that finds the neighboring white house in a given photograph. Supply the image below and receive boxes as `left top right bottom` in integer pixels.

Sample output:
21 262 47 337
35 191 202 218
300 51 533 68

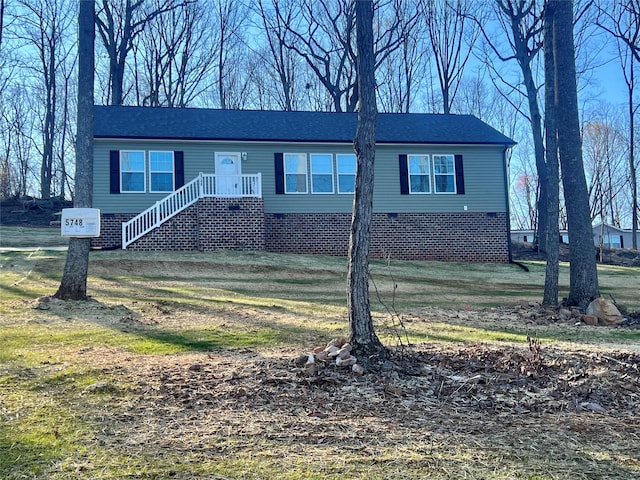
511 223 640 250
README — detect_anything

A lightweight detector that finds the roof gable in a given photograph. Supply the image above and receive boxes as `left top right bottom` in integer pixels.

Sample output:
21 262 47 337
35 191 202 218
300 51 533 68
94 105 515 146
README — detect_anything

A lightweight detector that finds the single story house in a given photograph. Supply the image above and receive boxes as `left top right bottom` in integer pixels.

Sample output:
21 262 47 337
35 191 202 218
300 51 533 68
511 223 639 249
92 106 515 262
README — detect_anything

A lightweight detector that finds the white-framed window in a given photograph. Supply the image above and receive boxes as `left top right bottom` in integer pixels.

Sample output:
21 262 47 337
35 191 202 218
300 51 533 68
120 151 146 192
433 154 456 193
149 151 175 192
310 154 334 194
408 154 431 194
336 154 356 193
603 235 622 248
284 153 308 193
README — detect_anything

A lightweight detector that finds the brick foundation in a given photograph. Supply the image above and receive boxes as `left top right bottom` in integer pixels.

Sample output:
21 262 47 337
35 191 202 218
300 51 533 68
93 198 265 251
265 212 509 262
94 200 509 262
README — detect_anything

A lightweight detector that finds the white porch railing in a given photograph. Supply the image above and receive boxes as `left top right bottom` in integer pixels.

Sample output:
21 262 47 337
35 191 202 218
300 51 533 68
122 172 262 249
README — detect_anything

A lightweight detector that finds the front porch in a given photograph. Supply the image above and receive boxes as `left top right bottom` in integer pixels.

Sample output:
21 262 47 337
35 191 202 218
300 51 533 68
121 173 262 249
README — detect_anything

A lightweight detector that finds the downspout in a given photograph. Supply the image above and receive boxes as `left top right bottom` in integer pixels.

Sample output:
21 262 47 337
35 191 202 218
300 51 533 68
502 144 513 264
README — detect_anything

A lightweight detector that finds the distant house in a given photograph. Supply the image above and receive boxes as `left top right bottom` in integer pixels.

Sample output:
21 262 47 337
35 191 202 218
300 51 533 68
92 106 515 262
592 223 639 249
511 223 639 250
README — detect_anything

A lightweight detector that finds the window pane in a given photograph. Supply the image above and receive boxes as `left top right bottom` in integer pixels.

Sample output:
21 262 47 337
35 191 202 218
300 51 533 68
121 151 145 171
337 154 355 193
285 154 306 173
312 174 333 193
122 172 144 192
337 154 356 174
311 154 332 173
150 151 173 171
284 154 307 193
433 155 455 193
151 173 173 192
149 151 174 192
120 151 145 192
433 155 453 174
286 174 307 193
409 155 429 174
410 174 430 193
338 175 355 193
435 174 454 193
311 154 333 193
408 155 430 193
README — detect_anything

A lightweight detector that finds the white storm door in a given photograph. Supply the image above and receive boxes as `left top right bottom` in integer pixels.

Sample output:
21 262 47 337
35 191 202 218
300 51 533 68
215 152 242 196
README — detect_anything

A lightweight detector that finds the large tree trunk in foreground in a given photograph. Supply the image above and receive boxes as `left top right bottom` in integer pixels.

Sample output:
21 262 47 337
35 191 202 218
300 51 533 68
347 0 385 360
55 0 94 300
551 0 599 308
542 1 559 306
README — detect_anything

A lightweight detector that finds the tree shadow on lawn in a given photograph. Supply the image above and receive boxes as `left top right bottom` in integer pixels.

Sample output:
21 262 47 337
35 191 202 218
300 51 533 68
32 293 340 355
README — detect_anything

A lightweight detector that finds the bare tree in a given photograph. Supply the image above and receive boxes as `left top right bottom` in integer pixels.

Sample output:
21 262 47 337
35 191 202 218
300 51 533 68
276 0 417 112
132 0 214 107
377 16 424 113
55 0 94 300
542 0 559 305
476 0 549 251
420 0 479 114
0 0 5 50
348 0 385 360
211 0 251 109
583 114 628 227
0 86 37 196
12 0 75 199
277 0 357 112
596 0 639 248
256 0 301 111
548 0 600 308
95 0 189 106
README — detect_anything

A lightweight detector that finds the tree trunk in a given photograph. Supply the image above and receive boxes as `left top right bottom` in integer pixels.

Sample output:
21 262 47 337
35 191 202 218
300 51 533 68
551 0 599 308
542 3 559 306
348 0 385 360
630 58 638 249
55 0 94 300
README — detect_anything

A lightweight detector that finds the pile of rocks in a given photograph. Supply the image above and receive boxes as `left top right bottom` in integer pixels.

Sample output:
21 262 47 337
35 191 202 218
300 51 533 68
295 338 364 376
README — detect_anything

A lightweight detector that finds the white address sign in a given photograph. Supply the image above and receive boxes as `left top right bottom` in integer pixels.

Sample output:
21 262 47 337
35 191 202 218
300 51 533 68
61 208 101 237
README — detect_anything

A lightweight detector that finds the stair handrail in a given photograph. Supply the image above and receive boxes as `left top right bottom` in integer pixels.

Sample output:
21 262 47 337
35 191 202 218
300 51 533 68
121 173 262 249
122 173 203 249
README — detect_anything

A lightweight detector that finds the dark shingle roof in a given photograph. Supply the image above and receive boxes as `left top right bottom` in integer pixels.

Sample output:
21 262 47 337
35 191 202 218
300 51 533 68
94 105 515 146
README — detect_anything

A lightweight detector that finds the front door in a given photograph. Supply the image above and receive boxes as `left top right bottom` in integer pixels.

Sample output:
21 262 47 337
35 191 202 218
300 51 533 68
215 152 242 196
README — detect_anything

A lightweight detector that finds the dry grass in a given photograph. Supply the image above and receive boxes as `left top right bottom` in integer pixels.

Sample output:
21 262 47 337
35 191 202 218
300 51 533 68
1 227 639 479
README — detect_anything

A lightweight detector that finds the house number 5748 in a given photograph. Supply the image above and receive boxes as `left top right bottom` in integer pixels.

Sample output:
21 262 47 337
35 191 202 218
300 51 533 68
65 218 84 227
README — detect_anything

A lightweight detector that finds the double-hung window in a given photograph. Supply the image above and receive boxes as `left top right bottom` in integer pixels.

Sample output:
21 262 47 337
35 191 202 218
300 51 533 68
433 154 456 193
120 151 145 192
408 155 430 193
336 154 356 193
149 151 175 192
310 154 334 193
284 153 308 193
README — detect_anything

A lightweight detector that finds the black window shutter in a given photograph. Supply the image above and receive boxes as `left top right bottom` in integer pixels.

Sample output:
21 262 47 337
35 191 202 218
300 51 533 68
274 152 284 194
174 151 184 189
399 154 409 195
455 154 465 195
109 150 120 194
620 235 624 249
